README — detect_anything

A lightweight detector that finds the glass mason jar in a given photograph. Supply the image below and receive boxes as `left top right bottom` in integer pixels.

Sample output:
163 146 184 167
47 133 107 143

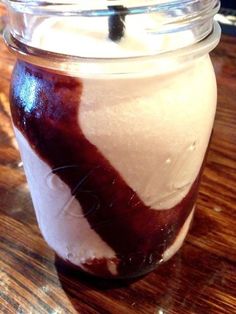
4 0 220 279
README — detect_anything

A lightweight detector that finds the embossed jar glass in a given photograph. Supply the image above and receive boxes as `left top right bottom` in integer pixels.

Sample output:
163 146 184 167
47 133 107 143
4 0 220 278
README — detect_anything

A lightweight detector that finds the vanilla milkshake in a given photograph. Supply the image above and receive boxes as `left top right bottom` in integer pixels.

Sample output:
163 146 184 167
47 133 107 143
5 0 221 278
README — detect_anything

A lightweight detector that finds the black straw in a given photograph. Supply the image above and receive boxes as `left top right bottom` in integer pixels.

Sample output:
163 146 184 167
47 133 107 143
108 6 128 42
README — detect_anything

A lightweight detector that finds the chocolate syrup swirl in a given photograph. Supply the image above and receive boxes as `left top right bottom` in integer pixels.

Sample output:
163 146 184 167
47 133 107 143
10 61 201 277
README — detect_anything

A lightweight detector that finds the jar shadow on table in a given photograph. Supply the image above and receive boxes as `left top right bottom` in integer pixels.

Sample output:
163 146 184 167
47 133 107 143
53 210 223 314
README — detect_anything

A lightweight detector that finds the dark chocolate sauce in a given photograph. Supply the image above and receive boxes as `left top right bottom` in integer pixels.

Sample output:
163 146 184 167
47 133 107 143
10 61 201 278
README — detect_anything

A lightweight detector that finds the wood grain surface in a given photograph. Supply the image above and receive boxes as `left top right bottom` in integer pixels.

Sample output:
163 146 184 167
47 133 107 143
0 6 235 314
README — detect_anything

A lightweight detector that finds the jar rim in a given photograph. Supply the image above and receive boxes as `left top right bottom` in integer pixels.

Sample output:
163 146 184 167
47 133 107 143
4 0 220 58
5 0 220 17
4 21 221 78
4 0 221 73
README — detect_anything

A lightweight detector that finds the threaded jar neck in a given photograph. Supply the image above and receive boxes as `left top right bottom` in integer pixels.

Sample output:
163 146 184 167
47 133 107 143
3 0 221 76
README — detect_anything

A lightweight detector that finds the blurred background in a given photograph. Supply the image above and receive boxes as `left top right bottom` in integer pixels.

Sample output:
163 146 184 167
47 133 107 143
217 0 236 35
221 0 236 8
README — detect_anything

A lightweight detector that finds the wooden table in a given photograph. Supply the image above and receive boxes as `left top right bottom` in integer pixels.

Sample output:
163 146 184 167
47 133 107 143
0 9 235 314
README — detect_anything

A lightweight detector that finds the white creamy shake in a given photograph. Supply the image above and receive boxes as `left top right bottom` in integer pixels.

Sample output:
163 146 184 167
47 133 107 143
13 15 217 276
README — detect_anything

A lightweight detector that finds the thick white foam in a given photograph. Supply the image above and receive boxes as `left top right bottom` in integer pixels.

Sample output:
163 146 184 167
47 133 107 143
14 127 117 273
31 16 194 58
79 55 217 209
